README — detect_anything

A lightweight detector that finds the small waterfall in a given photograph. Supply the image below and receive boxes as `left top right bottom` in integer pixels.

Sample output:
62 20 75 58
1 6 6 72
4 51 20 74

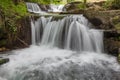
26 2 65 14
26 2 46 14
48 4 64 12
0 15 120 80
31 15 103 53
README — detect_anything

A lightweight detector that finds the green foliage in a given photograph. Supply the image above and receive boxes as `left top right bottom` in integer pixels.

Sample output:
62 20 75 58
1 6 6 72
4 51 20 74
77 3 86 9
103 0 120 9
77 0 87 10
27 0 51 4
67 0 74 3
51 0 62 4
112 0 120 9
103 0 113 9
0 0 28 45
0 0 28 17
27 0 63 4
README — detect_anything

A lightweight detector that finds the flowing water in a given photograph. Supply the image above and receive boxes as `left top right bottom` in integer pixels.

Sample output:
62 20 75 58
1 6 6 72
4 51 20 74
26 2 44 14
26 2 64 14
0 15 120 80
48 4 64 12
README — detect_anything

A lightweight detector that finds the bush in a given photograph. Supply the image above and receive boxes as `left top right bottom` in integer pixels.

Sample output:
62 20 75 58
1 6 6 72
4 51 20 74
111 0 120 9
103 0 120 9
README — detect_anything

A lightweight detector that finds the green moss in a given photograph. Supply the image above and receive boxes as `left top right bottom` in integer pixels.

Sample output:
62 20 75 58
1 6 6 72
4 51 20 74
77 3 86 10
27 0 50 4
0 58 9 65
0 0 29 47
103 0 120 9
111 16 120 30
112 16 120 25
115 23 120 30
0 0 28 18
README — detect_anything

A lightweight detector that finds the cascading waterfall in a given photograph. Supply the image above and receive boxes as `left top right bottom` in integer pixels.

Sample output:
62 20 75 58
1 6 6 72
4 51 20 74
0 15 120 80
48 4 64 12
26 2 46 14
26 2 65 14
32 15 103 53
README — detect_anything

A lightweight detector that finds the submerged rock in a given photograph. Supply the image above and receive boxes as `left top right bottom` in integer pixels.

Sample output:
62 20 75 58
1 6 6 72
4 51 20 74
0 58 9 65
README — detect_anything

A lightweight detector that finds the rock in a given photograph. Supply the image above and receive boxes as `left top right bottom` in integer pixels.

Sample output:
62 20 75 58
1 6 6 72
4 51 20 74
86 1 105 7
86 1 105 11
84 10 120 29
63 1 83 11
110 15 120 31
104 30 120 38
0 47 8 52
0 58 9 65
86 4 104 11
104 38 120 56
38 4 49 11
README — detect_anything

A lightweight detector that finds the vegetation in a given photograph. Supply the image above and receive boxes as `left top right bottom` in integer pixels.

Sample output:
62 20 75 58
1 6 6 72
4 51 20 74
0 0 28 17
0 0 28 47
26 0 51 4
103 0 120 9
76 0 87 10
26 0 62 4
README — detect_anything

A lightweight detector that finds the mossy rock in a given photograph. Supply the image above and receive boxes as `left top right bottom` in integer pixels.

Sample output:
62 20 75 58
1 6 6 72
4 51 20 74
0 58 9 65
111 16 120 25
115 23 120 30
111 16 120 31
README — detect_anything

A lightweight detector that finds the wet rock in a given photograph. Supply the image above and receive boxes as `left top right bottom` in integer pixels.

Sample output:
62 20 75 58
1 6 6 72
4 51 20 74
38 4 49 11
104 30 120 38
104 38 120 56
0 58 9 65
88 17 103 26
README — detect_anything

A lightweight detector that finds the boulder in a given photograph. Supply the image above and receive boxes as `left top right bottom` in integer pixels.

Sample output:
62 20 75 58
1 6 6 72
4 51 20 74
104 38 120 56
0 58 9 65
84 10 120 29
104 30 120 57
38 4 50 11
63 1 83 12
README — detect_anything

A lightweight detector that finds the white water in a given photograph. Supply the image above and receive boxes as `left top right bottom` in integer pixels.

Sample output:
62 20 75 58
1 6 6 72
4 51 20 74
48 4 64 12
26 2 65 14
0 15 120 80
26 2 46 14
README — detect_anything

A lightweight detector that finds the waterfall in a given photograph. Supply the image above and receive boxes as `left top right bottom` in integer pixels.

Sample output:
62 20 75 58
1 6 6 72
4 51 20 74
26 2 46 14
0 15 120 80
31 15 103 53
26 2 65 14
48 4 64 12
